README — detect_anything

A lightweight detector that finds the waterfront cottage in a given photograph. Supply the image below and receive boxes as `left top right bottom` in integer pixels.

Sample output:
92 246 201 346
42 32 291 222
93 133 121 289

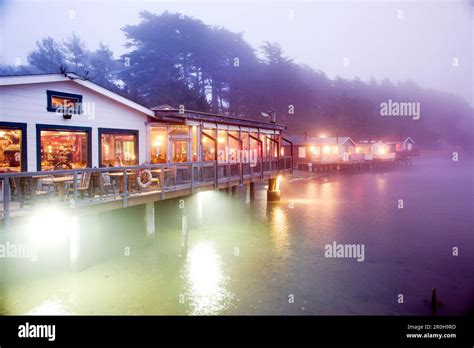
356 140 394 161
356 137 415 161
283 135 362 167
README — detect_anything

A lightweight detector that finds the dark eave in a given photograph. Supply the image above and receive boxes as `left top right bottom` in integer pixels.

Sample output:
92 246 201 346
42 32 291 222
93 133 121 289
151 109 287 131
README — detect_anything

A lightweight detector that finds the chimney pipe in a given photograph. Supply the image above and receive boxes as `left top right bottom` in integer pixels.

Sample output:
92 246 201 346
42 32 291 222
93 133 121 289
270 111 276 123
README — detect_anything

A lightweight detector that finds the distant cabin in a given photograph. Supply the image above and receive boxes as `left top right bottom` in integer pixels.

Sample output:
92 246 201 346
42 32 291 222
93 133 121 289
282 135 364 167
356 137 416 161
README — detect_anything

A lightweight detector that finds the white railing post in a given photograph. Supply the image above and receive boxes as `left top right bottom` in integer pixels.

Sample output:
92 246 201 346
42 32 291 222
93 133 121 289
73 171 78 203
123 170 128 207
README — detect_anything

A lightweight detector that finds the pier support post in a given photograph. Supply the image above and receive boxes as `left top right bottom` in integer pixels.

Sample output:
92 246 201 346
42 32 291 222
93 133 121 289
267 177 281 202
231 186 237 196
145 202 155 239
245 183 255 204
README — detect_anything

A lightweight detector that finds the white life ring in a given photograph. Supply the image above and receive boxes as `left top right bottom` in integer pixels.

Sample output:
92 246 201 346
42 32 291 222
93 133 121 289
137 169 153 188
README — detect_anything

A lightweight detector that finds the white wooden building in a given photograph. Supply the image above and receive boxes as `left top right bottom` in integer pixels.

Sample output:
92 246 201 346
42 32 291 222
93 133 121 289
0 73 287 173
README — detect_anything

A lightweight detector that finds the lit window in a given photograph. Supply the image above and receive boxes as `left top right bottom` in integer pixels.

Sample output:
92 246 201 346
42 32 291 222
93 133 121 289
0 125 25 172
217 130 227 163
100 129 138 167
47 90 82 114
228 131 240 162
202 129 216 162
39 128 89 170
151 127 167 163
298 147 306 158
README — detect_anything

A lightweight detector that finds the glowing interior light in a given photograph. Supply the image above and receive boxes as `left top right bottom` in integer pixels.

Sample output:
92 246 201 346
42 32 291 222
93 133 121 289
378 147 386 155
310 146 316 153
319 134 327 138
218 137 225 143
154 135 163 147
322 145 331 155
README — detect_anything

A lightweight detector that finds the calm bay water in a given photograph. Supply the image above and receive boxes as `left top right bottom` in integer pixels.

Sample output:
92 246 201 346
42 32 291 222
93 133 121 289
1 157 473 315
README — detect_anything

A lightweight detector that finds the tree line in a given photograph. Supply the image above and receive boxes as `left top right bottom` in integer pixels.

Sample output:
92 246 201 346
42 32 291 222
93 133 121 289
1 11 472 151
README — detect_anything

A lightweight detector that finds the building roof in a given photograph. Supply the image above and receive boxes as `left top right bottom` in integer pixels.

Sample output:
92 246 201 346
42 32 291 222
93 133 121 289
0 73 288 131
152 107 287 131
0 73 155 117
285 135 355 146
358 136 414 145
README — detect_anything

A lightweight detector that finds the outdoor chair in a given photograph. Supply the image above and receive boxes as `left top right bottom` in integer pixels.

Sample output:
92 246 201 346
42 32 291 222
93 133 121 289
100 172 118 198
67 172 92 199
25 176 55 203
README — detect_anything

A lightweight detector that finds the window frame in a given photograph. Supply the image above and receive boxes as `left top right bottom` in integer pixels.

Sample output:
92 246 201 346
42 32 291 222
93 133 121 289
0 121 28 172
98 128 139 167
36 124 92 171
46 90 83 114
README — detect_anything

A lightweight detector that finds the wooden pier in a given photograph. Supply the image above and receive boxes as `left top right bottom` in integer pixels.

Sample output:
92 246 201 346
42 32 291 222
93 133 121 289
0 157 293 231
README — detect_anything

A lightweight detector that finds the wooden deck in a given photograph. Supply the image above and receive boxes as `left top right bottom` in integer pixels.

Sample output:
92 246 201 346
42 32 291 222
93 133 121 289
0 157 293 230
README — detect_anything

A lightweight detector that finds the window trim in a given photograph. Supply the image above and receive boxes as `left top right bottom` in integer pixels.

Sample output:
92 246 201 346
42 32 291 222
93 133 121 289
36 124 92 171
98 128 139 167
0 121 28 172
46 90 83 114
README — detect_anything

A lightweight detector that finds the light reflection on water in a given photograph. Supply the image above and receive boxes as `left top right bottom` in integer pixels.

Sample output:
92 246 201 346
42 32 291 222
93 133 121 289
268 206 290 257
184 242 233 315
1 158 473 315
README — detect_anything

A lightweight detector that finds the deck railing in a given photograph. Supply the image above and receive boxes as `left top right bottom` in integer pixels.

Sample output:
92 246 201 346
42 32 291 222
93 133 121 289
0 156 293 226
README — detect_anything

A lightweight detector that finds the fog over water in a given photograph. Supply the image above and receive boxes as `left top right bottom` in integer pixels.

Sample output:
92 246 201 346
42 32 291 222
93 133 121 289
1 157 472 315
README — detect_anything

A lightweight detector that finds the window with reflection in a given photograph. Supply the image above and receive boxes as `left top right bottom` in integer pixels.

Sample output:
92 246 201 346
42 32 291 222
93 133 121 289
151 127 167 163
47 90 82 114
240 132 249 163
260 133 267 159
0 127 23 172
228 131 240 162
266 134 276 158
202 129 216 161
217 130 227 163
171 139 188 162
192 126 198 161
100 130 138 167
40 129 89 171
249 132 259 164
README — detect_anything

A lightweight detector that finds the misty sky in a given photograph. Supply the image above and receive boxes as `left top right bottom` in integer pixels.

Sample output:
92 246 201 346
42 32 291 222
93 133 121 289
0 0 472 105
